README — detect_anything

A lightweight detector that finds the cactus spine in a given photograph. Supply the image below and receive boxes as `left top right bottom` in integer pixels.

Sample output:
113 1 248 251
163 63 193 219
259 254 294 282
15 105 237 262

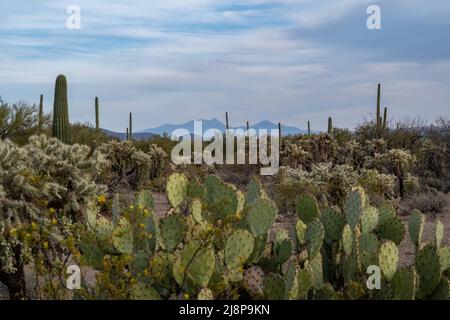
95 97 100 131
38 94 44 133
52 75 70 143
328 117 333 135
129 112 133 141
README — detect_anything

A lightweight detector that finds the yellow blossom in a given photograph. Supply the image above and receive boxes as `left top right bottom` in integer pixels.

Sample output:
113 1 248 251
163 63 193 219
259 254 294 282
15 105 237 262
97 195 107 205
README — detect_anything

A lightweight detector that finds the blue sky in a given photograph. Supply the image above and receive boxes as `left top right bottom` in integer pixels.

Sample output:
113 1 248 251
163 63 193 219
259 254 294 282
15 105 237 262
1 0 449 131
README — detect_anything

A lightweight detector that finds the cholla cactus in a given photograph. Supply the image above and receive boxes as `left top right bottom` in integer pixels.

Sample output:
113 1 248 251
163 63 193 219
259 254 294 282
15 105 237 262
97 140 167 190
358 169 396 201
0 135 107 299
373 149 417 199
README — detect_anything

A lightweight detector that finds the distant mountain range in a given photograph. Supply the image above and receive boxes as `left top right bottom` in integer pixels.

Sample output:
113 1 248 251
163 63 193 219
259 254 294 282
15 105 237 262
139 119 307 136
103 119 308 140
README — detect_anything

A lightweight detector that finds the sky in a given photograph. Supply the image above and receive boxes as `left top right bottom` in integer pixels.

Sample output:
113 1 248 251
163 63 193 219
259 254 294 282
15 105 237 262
1 0 450 132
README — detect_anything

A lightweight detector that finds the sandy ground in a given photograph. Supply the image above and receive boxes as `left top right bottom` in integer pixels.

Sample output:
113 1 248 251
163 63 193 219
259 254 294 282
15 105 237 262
1 192 449 300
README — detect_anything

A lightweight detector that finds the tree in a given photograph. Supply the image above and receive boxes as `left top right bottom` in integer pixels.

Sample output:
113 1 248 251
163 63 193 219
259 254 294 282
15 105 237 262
0 98 51 144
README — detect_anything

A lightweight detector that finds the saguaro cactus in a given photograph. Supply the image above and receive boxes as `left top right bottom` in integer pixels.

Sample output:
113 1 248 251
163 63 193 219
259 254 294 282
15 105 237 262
129 112 133 141
308 121 311 136
226 112 229 130
38 94 44 133
383 107 388 130
95 97 100 131
376 83 381 133
246 121 250 131
328 117 333 135
52 74 70 143
126 128 129 141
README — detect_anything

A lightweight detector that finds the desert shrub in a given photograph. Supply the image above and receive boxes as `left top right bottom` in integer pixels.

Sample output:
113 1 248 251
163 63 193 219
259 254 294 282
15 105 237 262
97 140 167 190
0 135 107 299
404 191 449 215
70 122 113 147
134 133 176 158
0 99 51 145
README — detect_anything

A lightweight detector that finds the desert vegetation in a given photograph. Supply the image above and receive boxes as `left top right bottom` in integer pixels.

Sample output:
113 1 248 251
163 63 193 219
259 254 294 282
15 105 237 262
0 75 449 300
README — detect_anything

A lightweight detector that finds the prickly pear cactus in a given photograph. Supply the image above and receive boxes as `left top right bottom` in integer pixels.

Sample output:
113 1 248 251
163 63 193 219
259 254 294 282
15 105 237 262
306 219 324 258
225 229 255 269
296 268 312 299
408 209 425 248
205 175 239 220
321 208 345 242
243 266 265 298
273 230 292 265
246 199 277 237
112 218 133 254
160 214 187 251
296 195 319 224
166 173 188 208
342 224 353 256
296 220 308 246
306 253 324 290
345 189 365 230
415 244 441 297
187 246 215 287
391 267 417 300
439 246 450 273
377 201 396 226
377 216 405 246
378 241 398 281
197 288 214 300
263 274 286 300
361 206 379 234
358 233 379 269
436 220 444 248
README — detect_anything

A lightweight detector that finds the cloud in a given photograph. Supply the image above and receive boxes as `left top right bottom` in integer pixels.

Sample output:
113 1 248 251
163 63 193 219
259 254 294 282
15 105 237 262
0 0 449 132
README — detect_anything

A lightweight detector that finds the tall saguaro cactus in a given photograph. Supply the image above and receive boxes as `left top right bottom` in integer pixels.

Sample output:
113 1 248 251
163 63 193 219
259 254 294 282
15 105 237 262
376 83 381 133
52 75 70 143
129 112 133 141
383 107 388 130
225 112 229 130
38 94 44 133
95 97 100 131
307 121 311 136
328 117 333 135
